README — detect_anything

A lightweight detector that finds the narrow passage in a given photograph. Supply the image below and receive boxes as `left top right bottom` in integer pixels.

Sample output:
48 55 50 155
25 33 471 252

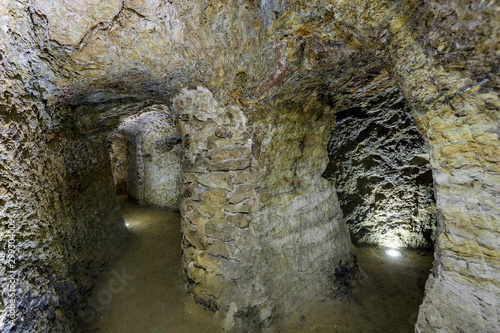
76 196 222 332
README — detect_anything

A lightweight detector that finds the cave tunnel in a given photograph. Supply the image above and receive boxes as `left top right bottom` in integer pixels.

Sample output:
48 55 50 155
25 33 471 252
323 73 437 250
1 1 499 332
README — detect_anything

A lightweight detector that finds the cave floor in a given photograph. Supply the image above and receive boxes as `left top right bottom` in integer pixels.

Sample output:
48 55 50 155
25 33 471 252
76 196 433 333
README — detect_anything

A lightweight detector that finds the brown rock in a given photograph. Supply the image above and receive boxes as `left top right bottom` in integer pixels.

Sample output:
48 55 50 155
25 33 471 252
228 184 256 204
208 158 251 171
226 213 251 228
195 173 233 191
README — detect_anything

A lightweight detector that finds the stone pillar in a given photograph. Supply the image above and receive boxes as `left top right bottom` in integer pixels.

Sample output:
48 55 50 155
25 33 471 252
174 87 258 315
174 87 357 326
251 93 358 318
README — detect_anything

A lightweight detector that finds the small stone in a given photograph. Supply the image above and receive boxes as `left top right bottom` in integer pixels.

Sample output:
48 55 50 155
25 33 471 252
229 184 256 204
226 213 251 228
207 135 250 149
186 262 205 283
184 224 207 250
205 220 233 242
189 200 221 218
185 210 208 228
181 182 204 201
225 201 252 213
208 158 251 171
182 172 198 183
215 127 233 138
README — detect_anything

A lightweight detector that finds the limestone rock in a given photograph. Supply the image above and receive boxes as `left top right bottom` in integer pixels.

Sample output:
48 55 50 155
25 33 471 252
228 184 257 204
226 213 251 228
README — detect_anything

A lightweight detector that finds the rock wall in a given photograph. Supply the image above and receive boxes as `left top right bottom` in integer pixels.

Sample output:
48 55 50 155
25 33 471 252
385 1 500 331
0 129 126 332
0 2 127 331
324 86 436 248
114 109 183 211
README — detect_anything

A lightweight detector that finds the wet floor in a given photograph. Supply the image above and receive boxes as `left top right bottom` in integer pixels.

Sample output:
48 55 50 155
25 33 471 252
76 197 433 333
272 247 433 333
76 196 222 332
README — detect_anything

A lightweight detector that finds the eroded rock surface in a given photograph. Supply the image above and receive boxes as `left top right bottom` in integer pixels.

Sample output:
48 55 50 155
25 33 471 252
325 84 436 249
175 87 356 324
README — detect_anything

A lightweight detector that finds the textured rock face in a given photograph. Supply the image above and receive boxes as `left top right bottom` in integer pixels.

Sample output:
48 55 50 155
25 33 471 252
112 109 182 210
0 129 126 332
0 0 499 332
325 85 436 248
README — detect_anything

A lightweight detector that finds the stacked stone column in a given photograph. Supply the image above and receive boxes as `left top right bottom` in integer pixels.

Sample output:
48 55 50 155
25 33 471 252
174 87 358 325
174 87 261 314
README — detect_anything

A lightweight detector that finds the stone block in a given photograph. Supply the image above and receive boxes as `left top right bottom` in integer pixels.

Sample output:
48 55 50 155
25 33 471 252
229 184 256 204
231 169 261 184
189 200 221 218
205 219 233 242
214 127 233 138
226 213 251 228
208 158 251 171
207 135 250 149
184 224 207 250
195 173 233 191
224 199 254 214
185 210 208 228
182 172 198 183
182 246 197 263
210 146 251 163
181 182 204 201
183 155 210 173
186 261 205 283
194 252 221 274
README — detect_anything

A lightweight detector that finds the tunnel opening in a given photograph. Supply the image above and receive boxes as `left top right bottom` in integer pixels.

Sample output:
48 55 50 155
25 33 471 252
317 77 437 331
323 88 437 250
108 107 183 211
75 105 221 331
